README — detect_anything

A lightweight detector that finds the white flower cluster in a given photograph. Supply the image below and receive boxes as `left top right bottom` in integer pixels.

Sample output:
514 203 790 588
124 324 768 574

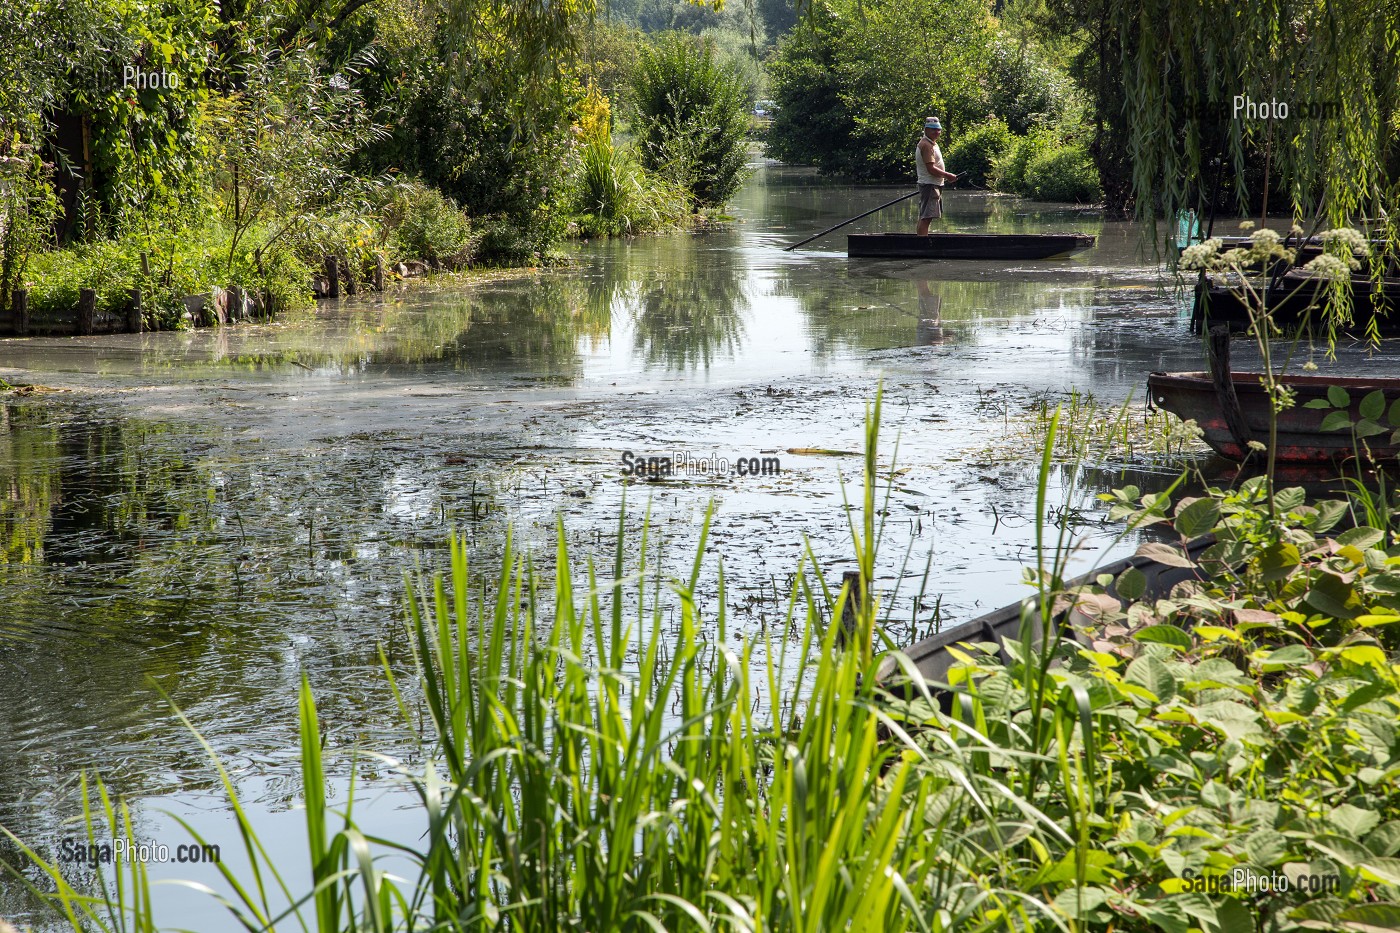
1250 228 1282 248
1300 253 1353 281
1179 238 1223 270
1319 227 1371 256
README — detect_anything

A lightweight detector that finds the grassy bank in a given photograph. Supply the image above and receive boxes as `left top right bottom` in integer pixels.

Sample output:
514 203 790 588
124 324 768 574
5 398 1400 931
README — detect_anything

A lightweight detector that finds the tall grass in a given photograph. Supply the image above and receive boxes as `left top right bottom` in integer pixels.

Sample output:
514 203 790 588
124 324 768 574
574 137 689 237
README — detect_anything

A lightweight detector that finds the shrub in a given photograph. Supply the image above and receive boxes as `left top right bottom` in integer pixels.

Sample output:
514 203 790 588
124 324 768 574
574 136 690 237
944 117 1013 187
630 35 751 207
990 129 1055 193
983 39 1070 134
1023 144 1103 202
24 222 317 331
376 180 477 266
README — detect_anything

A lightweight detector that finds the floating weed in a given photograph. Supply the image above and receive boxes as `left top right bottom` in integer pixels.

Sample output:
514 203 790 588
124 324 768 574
978 387 1208 466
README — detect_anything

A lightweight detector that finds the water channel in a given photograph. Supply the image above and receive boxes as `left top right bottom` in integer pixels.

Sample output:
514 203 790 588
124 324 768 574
1 161 1389 927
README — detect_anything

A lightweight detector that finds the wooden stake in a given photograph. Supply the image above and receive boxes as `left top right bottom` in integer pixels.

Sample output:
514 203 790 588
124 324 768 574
838 570 864 646
343 256 357 296
1208 326 1255 458
77 288 95 335
324 255 339 299
128 287 142 333
13 289 28 336
373 254 385 292
229 285 244 322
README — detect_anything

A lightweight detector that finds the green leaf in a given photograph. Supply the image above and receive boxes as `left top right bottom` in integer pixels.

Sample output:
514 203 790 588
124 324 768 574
1310 834 1377 869
1304 572 1361 619
1336 903 1400 929
1258 541 1300 582
1321 410 1355 432
1126 655 1177 703
1304 398 1334 409
1368 822 1400 858
1136 542 1197 568
1361 389 1387 420
1389 396 1400 427
1329 803 1382 838
1134 624 1193 651
1328 385 1352 407
1256 644 1313 670
1275 486 1306 510
1116 565 1147 600
1193 700 1264 739
1312 499 1349 532
1175 497 1221 538
1358 419 1390 438
1338 526 1384 548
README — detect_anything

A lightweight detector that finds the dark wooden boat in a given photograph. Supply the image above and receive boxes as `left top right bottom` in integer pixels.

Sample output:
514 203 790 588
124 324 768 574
1192 271 1400 333
878 537 1214 705
847 232 1095 260
1148 369 1400 462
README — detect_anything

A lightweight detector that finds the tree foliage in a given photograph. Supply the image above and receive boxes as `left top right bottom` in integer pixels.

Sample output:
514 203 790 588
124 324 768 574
766 0 1067 180
1050 0 1400 228
630 35 751 208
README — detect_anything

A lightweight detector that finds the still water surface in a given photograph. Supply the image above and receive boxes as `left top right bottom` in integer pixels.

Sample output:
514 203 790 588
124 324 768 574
1 162 1383 926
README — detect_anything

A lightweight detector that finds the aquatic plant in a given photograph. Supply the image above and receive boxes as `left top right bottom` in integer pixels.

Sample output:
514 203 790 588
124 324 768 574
6 396 1400 931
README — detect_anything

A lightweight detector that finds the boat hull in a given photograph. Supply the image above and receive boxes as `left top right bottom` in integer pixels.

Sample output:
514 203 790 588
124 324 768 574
1193 275 1400 333
879 538 1214 706
1147 370 1400 462
847 232 1095 260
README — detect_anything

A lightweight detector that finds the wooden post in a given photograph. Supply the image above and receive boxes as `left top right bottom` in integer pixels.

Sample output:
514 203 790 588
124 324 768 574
140 251 151 277
259 288 273 320
323 255 339 299
342 255 357 296
127 287 142 333
228 285 244 322
13 289 28 336
373 254 385 292
1208 326 1255 458
838 570 864 646
77 288 96 335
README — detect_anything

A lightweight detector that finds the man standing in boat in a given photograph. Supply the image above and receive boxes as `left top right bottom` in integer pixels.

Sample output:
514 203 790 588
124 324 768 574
916 117 958 235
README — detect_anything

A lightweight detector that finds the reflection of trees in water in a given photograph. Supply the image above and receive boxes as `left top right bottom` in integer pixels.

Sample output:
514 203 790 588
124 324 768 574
779 264 1101 353
0 399 533 848
581 237 749 372
128 276 612 378
626 268 747 371
446 277 610 376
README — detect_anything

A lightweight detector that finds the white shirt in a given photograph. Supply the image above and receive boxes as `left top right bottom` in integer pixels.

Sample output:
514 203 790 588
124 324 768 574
915 137 944 186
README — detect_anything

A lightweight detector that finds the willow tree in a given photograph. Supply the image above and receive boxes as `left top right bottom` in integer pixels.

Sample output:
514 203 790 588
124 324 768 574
1114 0 1399 250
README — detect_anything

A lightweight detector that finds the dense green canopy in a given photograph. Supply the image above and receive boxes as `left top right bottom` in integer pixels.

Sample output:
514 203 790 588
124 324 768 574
1109 0 1399 237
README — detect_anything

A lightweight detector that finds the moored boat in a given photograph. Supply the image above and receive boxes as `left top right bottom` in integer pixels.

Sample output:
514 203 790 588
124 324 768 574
878 537 1214 705
1147 370 1400 462
847 232 1095 260
1192 271 1400 333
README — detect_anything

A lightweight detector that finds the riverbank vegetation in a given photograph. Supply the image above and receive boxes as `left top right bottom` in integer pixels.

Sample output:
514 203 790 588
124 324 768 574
766 0 1102 201
9 402 1400 931
768 0 1398 232
0 0 771 331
